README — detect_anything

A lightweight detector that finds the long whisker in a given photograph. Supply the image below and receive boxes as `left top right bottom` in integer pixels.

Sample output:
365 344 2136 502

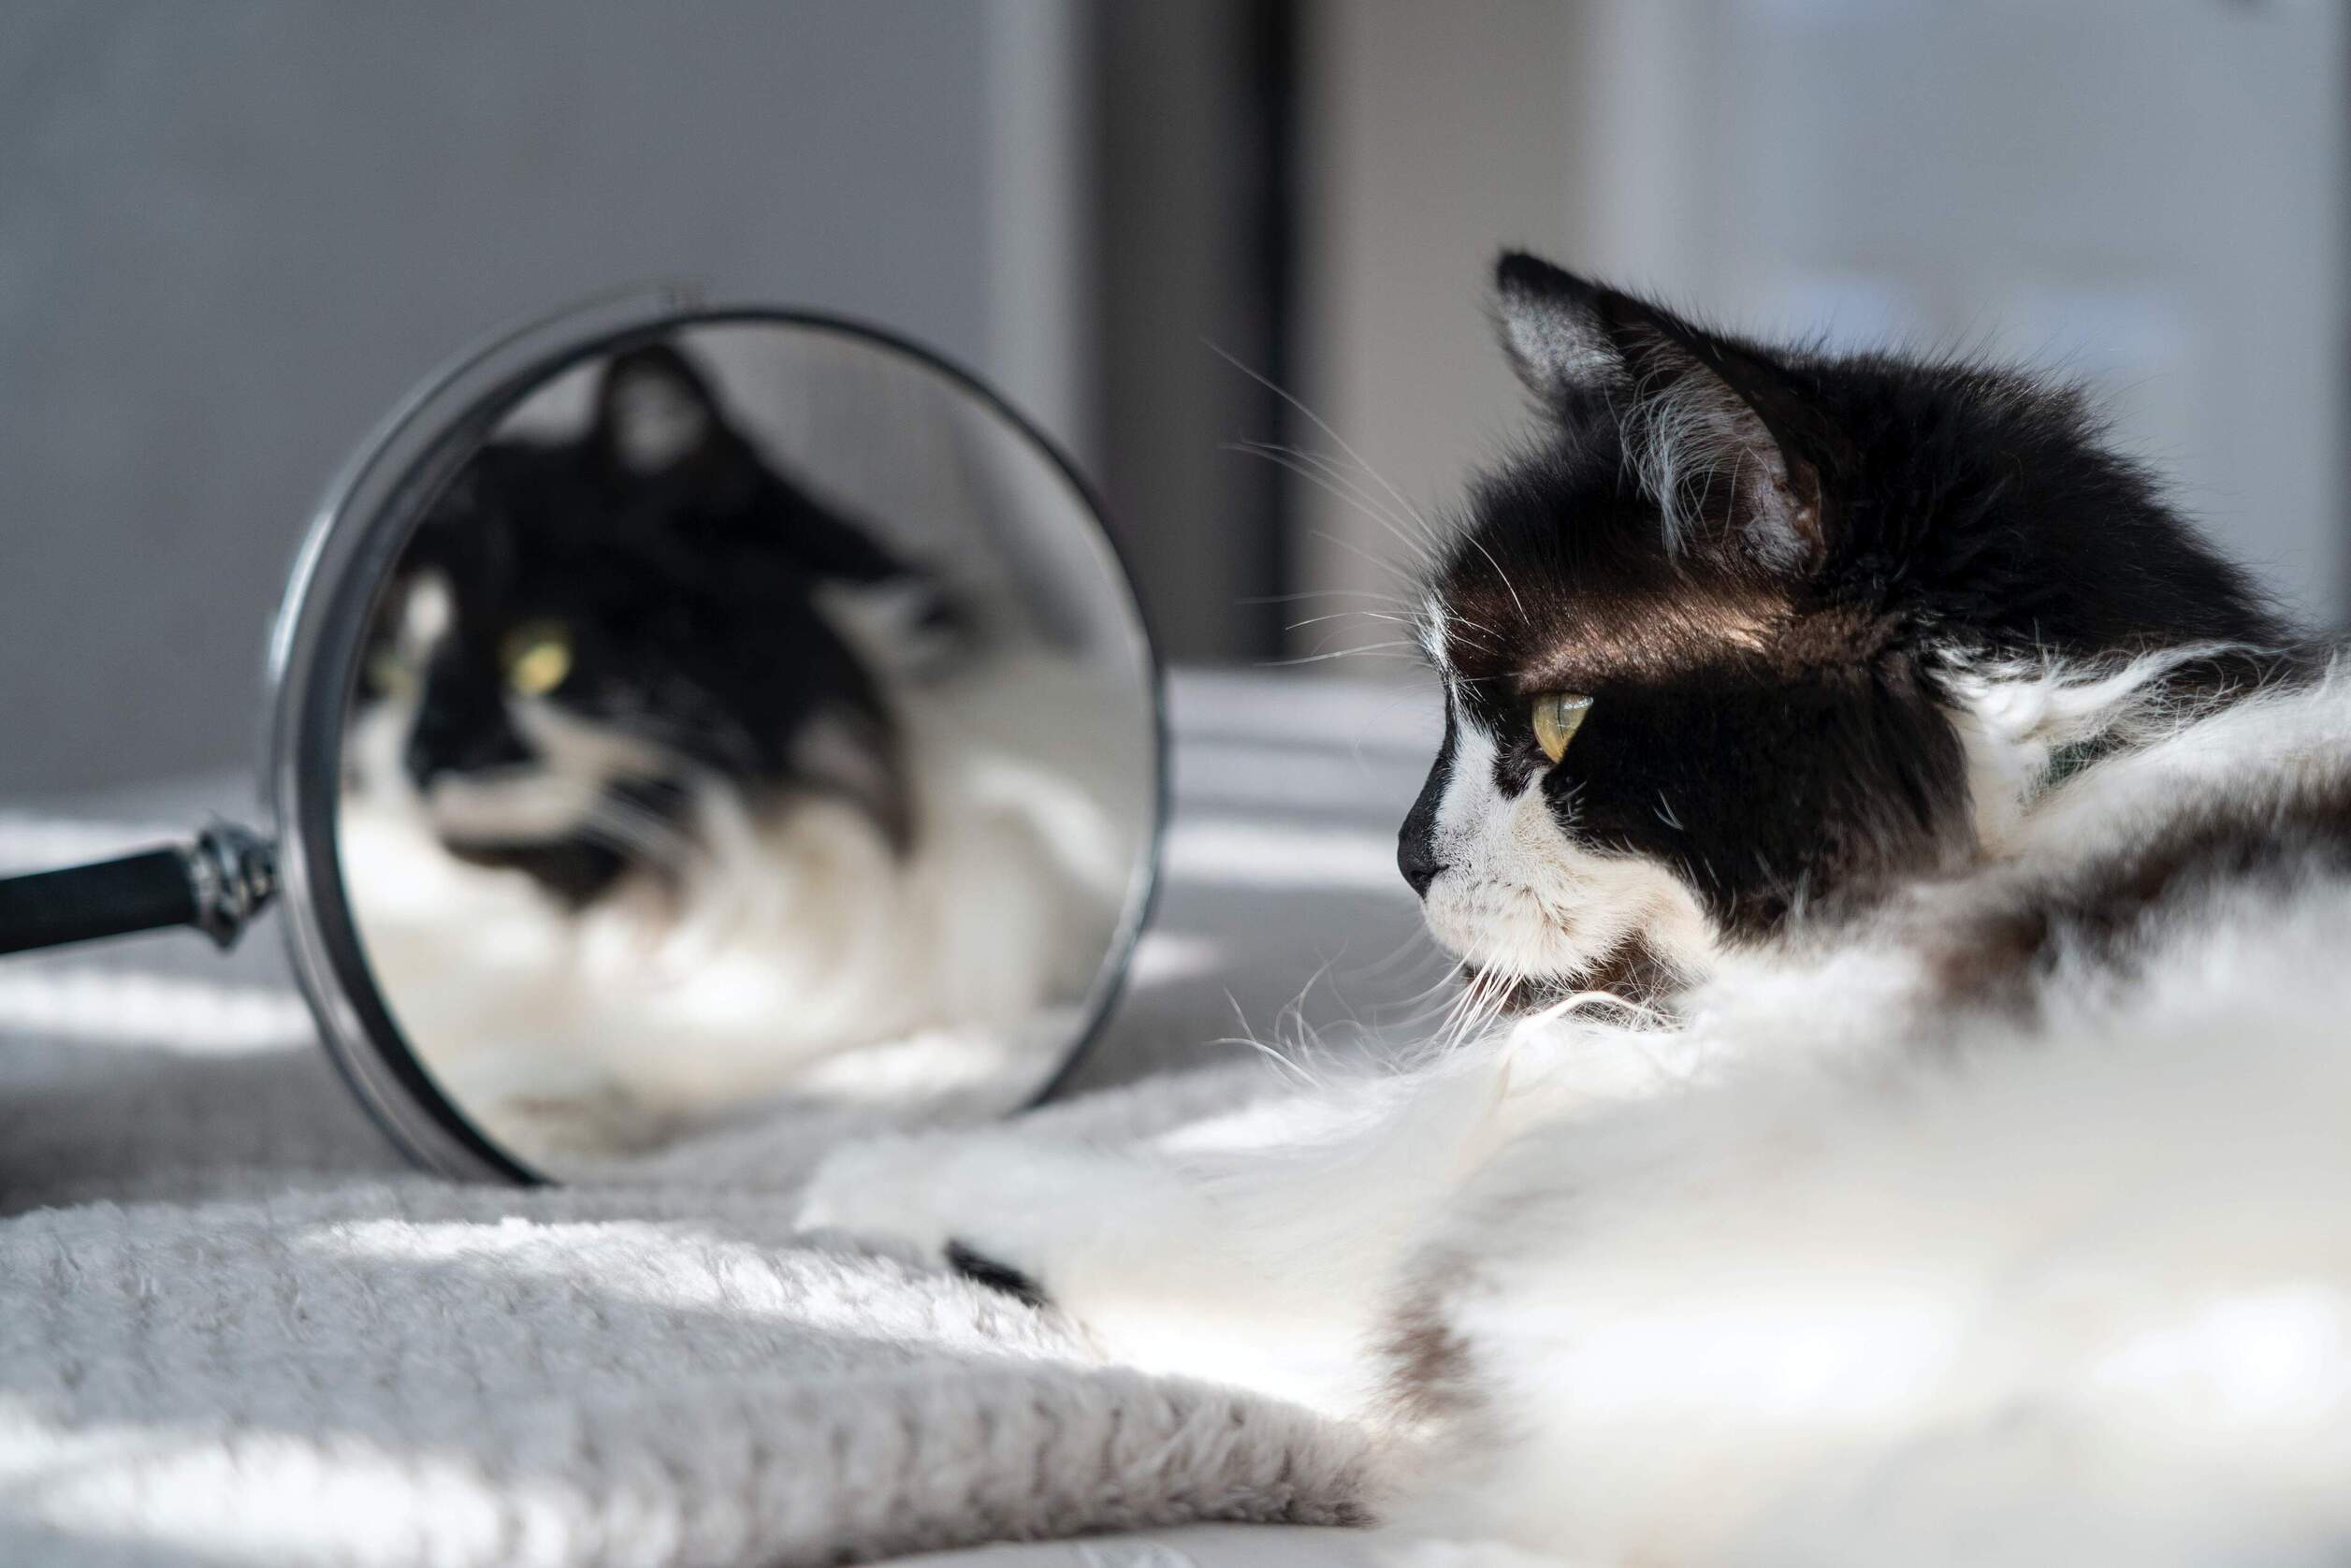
1230 440 1435 563
588 792 699 852
1258 642 1424 670
1230 443 1441 575
1298 597 1495 653
1237 588 1421 609
1280 609 1423 635
1208 342 1449 561
1461 529 1532 628
573 793 702 875
570 812 691 875
1303 528 1431 597
1369 960 1480 1038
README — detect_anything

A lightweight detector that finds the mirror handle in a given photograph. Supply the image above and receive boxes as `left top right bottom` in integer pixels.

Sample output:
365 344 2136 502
0 823 277 958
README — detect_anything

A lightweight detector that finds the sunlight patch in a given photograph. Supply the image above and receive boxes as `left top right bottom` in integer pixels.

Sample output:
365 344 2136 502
1164 819 1403 893
0 970 312 1053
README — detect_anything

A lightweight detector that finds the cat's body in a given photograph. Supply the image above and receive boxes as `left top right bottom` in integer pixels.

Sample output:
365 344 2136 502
803 256 2351 1562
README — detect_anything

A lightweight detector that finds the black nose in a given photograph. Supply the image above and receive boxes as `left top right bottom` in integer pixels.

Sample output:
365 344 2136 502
1399 752 1448 897
1397 832 1444 897
404 694 533 791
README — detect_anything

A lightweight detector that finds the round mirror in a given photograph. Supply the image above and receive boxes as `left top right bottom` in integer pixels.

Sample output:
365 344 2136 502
269 298 1161 1181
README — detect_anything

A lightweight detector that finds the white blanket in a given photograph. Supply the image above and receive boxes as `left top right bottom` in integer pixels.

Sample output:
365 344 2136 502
0 671 1439 1567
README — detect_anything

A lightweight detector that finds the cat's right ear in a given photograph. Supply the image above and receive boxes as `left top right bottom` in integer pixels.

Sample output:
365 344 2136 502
1492 253 1844 575
593 344 729 476
1493 252 1631 402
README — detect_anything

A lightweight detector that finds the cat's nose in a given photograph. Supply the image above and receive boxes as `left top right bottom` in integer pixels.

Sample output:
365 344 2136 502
1397 833 1444 897
404 716 533 791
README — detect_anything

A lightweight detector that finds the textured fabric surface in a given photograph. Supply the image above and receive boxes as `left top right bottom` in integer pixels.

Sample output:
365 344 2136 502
0 671 1437 1567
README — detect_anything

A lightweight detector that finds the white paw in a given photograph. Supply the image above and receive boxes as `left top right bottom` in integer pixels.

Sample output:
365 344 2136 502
797 1127 1120 1302
796 1133 965 1255
799 1124 1367 1411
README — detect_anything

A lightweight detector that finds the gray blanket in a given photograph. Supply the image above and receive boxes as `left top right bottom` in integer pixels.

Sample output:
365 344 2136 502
0 671 1440 1567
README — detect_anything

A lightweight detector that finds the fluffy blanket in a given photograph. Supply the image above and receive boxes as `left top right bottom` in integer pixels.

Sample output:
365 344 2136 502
0 671 1436 1567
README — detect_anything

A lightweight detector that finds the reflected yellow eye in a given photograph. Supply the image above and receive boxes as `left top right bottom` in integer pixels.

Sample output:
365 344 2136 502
501 620 573 697
365 646 414 698
1531 692 1592 763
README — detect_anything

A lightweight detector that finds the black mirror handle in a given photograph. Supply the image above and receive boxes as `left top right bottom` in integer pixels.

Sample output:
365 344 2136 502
0 823 277 957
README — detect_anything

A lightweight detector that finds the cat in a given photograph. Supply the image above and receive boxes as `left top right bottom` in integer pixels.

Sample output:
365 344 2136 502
356 341 938 905
341 341 1128 1158
801 253 2351 1562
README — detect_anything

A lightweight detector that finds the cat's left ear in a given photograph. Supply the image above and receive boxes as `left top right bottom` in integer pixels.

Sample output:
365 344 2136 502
1494 252 1844 576
593 343 729 476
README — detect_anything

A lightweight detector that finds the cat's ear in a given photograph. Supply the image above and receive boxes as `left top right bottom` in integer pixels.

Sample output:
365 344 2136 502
1494 252 1836 575
593 344 728 475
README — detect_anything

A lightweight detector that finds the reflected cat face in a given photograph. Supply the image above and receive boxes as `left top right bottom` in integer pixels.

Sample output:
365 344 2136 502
358 342 936 904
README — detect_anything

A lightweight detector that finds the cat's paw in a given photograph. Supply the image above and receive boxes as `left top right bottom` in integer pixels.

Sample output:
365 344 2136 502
800 1123 1360 1411
941 1240 1049 1308
796 1129 1109 1310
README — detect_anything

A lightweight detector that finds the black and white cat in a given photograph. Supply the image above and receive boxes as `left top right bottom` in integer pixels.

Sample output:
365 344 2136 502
805 254 2351 1561
360 342 936 904
343 343 1129 1157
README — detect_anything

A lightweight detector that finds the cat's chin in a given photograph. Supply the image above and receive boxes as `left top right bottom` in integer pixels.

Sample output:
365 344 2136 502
1461 934 1682 1017
1457 964 1561 1016
441 835 629 907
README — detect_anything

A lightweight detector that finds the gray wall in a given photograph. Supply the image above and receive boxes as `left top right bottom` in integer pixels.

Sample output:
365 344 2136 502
0 2 1084 795
1091 0 1293 664
1299 0 2348 652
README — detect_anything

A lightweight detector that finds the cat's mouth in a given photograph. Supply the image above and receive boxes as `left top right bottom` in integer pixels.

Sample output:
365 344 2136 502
431 776 697 907
443 836 630 908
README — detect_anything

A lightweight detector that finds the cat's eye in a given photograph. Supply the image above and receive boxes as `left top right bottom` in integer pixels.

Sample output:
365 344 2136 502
1530 692 1592 764
501 619 573 697
365 646 414 699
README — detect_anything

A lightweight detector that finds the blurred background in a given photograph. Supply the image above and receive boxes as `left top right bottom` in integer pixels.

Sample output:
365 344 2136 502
2 0 2344 794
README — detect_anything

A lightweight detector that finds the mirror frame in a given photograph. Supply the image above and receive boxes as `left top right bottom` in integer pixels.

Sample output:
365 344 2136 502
266 289 1168 1182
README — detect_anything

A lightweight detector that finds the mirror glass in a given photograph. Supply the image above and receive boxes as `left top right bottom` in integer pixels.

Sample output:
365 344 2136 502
330 316 1157 1177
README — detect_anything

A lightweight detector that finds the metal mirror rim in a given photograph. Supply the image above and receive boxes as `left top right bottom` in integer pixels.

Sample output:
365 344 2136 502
264 289 1169 1183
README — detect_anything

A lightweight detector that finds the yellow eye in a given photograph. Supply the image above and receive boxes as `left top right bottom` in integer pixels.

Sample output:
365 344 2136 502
365 645 414 698
501 620 573 697
1531 692 1592 763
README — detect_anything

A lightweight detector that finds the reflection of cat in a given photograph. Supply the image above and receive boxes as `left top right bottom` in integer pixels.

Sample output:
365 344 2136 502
805 256 2351 1561
341 341 1131 1159
358 343 938 902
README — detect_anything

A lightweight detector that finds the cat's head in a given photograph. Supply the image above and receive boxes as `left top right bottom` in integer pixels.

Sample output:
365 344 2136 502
1400 252 2286 1008
359 342 920 904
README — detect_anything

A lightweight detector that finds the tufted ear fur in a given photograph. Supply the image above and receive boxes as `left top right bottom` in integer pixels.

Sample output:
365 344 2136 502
593 343 729 476
1494 252 1841 575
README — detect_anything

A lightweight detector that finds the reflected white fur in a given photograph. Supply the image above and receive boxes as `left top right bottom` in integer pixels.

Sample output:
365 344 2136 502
609 374 709 472
804 656 2351 1564
343 647 1143 1162
401 571 453 647
421 698 675 843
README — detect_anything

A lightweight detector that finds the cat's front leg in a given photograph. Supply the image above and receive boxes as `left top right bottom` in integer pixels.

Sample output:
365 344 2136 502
799 1117 1354 1410
799 1124 1197 1316
797 1054 1520 1415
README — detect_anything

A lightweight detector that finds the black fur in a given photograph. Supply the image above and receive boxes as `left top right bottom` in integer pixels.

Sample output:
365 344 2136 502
944 1240 1049 1309
1930 774 2351 1018
367 341 942 904
1401 254 2297 951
